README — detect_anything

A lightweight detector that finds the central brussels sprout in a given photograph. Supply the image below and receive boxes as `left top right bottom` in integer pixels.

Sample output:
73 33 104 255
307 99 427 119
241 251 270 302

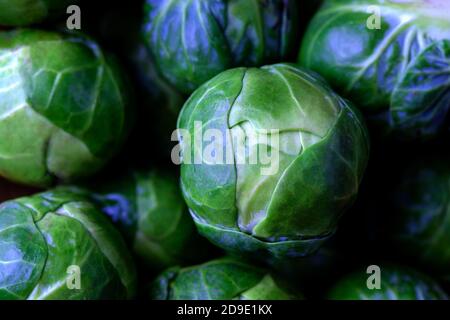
328 265 448 300
0 189 136 300
142 0 299 94
150 257 303 300
0 0 78 26
299 0 450 140
0 30 134 187
178 63 370 261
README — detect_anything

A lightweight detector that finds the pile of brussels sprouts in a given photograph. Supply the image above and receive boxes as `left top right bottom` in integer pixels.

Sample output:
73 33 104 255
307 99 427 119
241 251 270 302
0 0 448 300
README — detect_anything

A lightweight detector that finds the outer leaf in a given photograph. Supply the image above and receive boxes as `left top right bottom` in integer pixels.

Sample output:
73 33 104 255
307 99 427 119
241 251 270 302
179 68 245 229
0 202 46 299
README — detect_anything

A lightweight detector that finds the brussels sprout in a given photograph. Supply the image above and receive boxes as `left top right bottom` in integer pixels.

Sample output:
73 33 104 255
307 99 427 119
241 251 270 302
142 0 299 94
299 0 450 140
390 157 450 278
90 169 212 270
0 189 136 300
177 63 370 262
0 0 77 26
150 257 302 300
328 265 448 300
0 29 134 187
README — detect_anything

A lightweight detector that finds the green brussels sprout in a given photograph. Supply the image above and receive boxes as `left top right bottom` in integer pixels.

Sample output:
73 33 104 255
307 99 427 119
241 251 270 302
89 169 212 271
177 63 370 262
299 0 450 140
150 257 302 300
328 265 448 300
0 0 77 26
142 0 299 94
0 29 134 187
0 189 136 300
390 157 450 278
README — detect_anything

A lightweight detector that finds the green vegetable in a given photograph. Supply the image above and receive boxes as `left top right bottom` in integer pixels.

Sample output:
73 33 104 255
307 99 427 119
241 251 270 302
143 0 299 94
0 29 134 187
0 0 77 26
391 156 450 278
178 63 370 262
0 189 136 300
299 0 450 140
150 257 302 300
328 265 448 300
90 169 212 271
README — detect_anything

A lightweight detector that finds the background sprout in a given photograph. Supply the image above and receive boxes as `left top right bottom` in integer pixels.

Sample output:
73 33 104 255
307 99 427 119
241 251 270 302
142 0 299 94
150 257 302 300
0 29 134 187
328 264 448 300
90 169 213 271
299 0 450 140
0 189 136 300
178 63 370 262
390 156 450 280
